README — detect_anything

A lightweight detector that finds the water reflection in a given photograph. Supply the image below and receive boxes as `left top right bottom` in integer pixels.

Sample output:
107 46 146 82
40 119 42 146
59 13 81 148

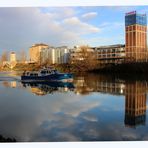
74 74 147 128
73 74 126 95
22 81 75 95
0 73 148 141
125 81 146 128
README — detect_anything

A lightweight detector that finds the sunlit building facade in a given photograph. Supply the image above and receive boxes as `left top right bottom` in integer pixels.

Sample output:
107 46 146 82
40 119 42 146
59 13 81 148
93 44 125 65
125 11 147 62
29 43 49 63
48 46 70 64
10 52 16 62
70 46 95 63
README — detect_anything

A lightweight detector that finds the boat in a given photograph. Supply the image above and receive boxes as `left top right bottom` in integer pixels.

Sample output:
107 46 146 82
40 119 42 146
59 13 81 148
21 67 73 82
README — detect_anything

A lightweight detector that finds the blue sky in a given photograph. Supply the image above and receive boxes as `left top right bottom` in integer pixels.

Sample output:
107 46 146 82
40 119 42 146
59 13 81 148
0 6 147 53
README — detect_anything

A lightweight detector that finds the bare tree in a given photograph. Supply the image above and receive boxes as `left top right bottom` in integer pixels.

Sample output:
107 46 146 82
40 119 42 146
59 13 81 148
43 57 52 66
19 49 27 63
71 45 98 71
0 51 8 65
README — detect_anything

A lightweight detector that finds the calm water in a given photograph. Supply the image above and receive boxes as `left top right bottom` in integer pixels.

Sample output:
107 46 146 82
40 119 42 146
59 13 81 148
0 72 148 142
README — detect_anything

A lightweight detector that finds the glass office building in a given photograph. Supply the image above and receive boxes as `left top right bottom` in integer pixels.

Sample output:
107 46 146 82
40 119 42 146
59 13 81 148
125 11 147 62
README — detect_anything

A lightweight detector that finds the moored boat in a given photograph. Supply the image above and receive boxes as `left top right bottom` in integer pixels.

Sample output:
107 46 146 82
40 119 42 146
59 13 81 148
21 67 73 82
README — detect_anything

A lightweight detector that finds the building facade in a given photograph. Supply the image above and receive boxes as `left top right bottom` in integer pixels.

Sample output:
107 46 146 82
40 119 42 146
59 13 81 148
92 44 125 65
70 46 95 63
48 46 70 64
125 11 147 62
10 52 16 62
29 43 49 63
29 44 70 64
9 52 17 68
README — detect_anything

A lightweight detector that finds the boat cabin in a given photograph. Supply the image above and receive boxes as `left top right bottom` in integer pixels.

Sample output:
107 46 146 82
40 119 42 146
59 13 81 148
22 68 59 77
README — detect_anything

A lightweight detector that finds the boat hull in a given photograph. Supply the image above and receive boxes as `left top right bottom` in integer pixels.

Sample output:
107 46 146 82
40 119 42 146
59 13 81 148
21 73 73 82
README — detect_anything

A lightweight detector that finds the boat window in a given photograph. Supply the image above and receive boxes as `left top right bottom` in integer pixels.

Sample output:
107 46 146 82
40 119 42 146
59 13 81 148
41 70 46 74
53 70 58 73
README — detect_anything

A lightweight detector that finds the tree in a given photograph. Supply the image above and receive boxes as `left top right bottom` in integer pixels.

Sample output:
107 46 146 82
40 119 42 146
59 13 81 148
41 57 52 67
19 49 27 63
0 51 8 66
70 45 98 71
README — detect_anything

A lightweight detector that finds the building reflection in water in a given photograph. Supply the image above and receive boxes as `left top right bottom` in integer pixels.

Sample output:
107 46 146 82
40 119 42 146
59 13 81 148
10 81 17 88
124 81 146 128
1 74 147 128
73 76 94 95
73 74 126 95
73 74 147 128
3 81 17 88
22 81 75 96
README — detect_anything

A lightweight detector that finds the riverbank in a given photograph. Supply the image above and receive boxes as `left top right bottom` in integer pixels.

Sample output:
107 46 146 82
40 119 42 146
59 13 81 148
92 62 148 74
1 62 148 75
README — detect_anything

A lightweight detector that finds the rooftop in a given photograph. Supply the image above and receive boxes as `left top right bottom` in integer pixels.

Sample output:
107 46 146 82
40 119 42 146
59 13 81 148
92 44 125 49
31 43 49 47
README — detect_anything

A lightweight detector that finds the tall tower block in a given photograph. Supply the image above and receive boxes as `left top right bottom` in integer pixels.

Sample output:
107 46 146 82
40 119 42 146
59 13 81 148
125 11 147 62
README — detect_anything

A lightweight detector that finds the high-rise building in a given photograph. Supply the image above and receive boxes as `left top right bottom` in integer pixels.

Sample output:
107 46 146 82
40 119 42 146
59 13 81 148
125 11 147 62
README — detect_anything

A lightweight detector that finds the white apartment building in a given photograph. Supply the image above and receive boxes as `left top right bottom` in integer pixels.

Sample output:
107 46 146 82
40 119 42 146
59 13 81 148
48 46 70 64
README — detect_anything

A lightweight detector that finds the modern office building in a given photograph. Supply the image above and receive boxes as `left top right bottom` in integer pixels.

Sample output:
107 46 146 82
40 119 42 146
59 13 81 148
124 81 146 128
70 44 125 65
92 44 125 65
125 11 147 62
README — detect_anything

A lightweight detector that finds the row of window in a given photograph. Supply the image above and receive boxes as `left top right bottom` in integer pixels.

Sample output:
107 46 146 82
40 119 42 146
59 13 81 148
97 53 125 57
96 48 125 52
126 25 147 31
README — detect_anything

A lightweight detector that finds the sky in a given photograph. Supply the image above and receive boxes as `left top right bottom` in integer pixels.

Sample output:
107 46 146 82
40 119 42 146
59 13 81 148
0 6 148 53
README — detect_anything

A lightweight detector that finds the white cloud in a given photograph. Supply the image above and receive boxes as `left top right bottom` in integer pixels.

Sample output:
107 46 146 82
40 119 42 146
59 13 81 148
0 83 101 141
41 7 76 19
82 114 98 122
62 101 100 117
81 12 98 20
0 7 100 51
62 17 100 35
99 22 124 29
79 36 124 47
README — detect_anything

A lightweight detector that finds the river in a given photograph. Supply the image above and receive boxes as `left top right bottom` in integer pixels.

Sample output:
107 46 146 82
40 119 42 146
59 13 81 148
0 72 148 142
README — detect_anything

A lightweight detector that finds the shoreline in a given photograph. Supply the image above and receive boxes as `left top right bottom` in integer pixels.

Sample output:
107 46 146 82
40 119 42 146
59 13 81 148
1 62 148 75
